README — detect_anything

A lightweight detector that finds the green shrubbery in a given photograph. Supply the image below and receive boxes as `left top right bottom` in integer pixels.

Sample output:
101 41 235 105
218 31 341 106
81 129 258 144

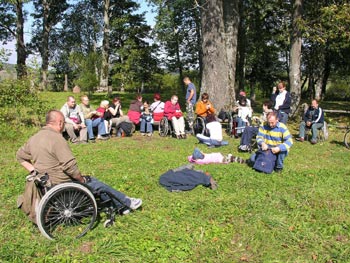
325 78 350 101
0 79 49 139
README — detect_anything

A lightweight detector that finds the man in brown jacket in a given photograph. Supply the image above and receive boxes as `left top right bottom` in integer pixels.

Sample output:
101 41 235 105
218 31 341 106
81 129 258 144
16 110 142 223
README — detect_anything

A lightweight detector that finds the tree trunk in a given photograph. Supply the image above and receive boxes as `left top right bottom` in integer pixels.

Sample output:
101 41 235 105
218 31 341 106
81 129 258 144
41 0 50 90
200 0 239 112
100 0 110 94
289 0 303 116
15 0 26 79
236 0 246 92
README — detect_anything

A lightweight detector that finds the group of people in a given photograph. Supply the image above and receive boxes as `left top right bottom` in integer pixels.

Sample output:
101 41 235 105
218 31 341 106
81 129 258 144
16 78 328 230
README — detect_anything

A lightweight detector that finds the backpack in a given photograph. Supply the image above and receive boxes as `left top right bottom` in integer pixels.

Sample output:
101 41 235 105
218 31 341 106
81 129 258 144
253 149 277 174
116 122 133 136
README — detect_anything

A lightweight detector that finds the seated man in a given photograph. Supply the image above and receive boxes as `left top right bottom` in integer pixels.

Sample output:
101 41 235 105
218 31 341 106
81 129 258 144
79 95 109 142
195 93 216 118
295 99 324 144
196 114 228 147
16 110 142 223
60 96 87 144
230 112 293 173
238 100 273 152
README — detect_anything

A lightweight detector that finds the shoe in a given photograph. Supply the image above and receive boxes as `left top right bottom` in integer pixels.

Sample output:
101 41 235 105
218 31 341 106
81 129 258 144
97 135 109 140
122 209 130 215
209 177 218 190
141 133 146 136
239 145 249 152
176 135 181 139
89 138 96 143
147 133 152 137
295 137 304 142
274 168 283 173
181 134 187 139
310 140 317 144
129 198 142 210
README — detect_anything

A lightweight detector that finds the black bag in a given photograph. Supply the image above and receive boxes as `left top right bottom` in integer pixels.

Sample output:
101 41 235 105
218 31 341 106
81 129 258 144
253 149 277 174
116 122 133 136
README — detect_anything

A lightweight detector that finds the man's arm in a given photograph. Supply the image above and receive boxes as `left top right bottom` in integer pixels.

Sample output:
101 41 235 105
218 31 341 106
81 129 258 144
187 89 194 104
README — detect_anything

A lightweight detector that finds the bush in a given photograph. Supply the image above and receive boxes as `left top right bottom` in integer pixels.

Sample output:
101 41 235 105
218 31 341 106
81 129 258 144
325 78 350 101
0 80 49 139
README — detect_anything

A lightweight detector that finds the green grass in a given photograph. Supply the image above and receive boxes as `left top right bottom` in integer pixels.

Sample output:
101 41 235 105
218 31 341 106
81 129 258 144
1 92 350 262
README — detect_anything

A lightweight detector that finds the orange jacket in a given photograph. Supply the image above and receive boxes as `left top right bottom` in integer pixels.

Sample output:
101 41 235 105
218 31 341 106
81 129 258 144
195 100 216 117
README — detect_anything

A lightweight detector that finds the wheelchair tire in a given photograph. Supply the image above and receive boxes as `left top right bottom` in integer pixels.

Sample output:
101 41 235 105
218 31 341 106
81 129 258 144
36 182 98 240
344 129 350 149
193 117 206 135
159 118 169 137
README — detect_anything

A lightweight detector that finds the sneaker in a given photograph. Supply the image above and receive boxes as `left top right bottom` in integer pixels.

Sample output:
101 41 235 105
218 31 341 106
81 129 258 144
147 133 153 137
295 137 304 142
122 209 130 215
129 198 142 210
239 145 249 152
89 138 96 143
310 140 317 144
141 133 146 136
181 134 187 139
97 135 109 140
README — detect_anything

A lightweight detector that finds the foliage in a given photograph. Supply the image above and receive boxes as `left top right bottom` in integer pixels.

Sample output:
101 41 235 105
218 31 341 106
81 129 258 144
0 79 48 139
324 77 350 101
1 92 350 262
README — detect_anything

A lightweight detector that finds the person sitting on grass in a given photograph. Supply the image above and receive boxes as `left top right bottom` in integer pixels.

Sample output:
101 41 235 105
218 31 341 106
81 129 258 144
108 97 132 128
79 95 109 142
238 100 273 152
16 110 142 223
196 114 228 147
140 100 153 136
229 112 293 173
295 99 324 144
164 95 187 139
195 93 216 118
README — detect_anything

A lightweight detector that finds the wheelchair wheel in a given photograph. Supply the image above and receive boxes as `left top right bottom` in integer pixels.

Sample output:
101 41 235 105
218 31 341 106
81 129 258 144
159 117 169 137
344 129 350 149
36 182 98 240
193 117 206 135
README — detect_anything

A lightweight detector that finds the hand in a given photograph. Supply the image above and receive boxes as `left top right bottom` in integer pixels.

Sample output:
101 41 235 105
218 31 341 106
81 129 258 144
206 104 211 109
261 142 268 151
73 123 79 130
271 147 280 154
306 121 311 127
80 123 86 128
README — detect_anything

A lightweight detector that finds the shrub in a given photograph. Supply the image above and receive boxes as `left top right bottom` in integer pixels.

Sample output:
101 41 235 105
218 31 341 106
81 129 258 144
325 78 350 101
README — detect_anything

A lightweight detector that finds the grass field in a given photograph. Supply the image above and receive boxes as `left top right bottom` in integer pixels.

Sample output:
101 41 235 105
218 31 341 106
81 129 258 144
1 92 350 262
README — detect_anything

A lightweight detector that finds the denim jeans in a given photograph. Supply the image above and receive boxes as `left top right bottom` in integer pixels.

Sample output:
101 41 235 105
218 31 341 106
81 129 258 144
85 118 107 139
277 111 289 124
86 177 130 209
240 126 258 146
196 133 222 146
299 122 323 141
140 119 153 133
250 150 288 170
235 117 246 135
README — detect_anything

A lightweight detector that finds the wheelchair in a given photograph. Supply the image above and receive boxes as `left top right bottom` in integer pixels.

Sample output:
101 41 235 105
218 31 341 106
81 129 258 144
34 174 128 240
158 117 174 137
192 116 208 135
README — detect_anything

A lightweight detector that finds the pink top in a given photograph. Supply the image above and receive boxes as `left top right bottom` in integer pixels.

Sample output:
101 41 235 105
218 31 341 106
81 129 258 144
164 101 183 119
187 153 226 164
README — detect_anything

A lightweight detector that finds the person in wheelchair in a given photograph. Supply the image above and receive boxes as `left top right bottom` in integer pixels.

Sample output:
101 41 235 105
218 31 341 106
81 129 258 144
195 93 216 118
164 95 187 139
238 100 273 152
196 114 228 147
16 110 142 224
234 96 252 138
295 99 324 144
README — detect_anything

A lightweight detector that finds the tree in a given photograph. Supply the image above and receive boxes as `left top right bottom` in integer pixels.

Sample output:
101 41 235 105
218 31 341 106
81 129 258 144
289 0 303 116
100 0 110 92
0 0 27 79
200 0 239 111
31 0 69 90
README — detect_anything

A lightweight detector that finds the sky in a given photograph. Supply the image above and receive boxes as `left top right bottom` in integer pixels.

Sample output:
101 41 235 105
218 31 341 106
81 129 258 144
1 0 156 64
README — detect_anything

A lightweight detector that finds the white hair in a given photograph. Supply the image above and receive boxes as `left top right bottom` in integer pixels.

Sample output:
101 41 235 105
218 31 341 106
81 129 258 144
100 100 109 107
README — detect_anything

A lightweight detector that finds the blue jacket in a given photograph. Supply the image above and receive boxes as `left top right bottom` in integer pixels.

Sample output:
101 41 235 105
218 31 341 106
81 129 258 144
303 106 324 124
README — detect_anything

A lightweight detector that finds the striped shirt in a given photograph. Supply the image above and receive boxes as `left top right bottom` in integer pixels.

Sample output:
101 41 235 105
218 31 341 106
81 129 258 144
256 122 293 152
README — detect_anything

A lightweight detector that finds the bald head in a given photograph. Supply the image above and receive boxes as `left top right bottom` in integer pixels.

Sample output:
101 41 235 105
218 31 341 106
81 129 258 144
46 110 65 132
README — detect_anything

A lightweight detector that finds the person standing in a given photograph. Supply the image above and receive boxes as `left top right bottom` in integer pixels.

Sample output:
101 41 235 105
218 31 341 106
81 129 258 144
183 77 197 133
270 81 291 124
60 96 87 144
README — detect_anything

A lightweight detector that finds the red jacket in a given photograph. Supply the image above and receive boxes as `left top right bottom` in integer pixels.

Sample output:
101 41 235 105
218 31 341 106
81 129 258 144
164 101 183 120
